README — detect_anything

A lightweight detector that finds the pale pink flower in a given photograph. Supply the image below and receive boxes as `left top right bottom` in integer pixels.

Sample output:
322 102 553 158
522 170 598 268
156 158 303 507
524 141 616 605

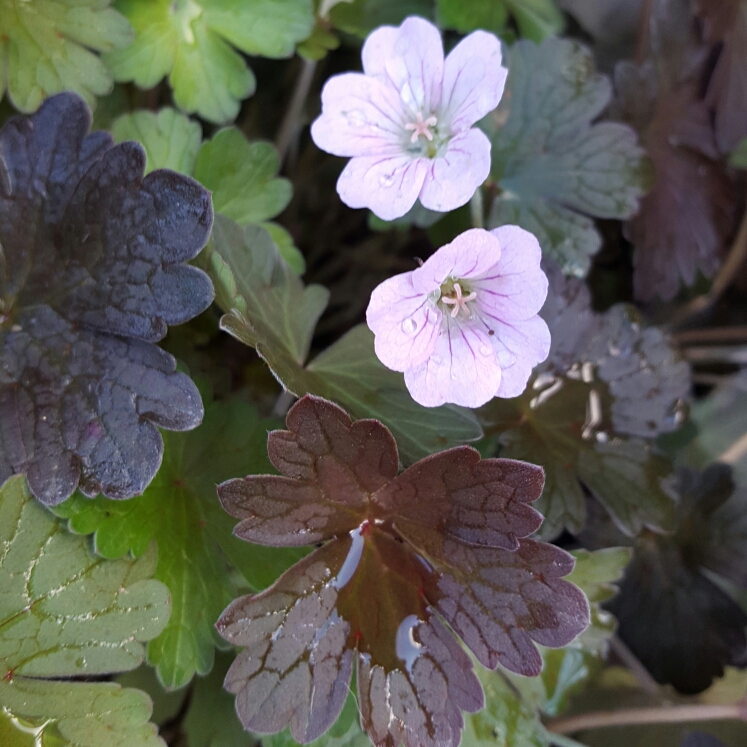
310 16 508 220
366 226 551 408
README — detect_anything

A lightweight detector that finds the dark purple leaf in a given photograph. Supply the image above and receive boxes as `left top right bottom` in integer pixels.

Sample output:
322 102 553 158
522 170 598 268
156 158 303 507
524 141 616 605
611 2 737 301
598 465 747 693
693 0 747 153
217 396 590 746
0 92 214 505
479 261 687 537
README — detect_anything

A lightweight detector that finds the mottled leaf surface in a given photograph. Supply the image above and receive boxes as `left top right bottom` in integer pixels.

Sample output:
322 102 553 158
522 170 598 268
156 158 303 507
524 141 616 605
480 262 687 537
201 216 483 464
0 475 169 747
105 0 314 124
463 546 629 745
0 93 214 505
601 465 747 693
484 37 650 277
113 110 303 272
0 0 133 112
217 396 589 747
54 395 307 689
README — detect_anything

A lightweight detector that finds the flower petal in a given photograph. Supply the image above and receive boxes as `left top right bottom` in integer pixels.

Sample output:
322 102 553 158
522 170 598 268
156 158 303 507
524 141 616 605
440 30 507 132
471 225 549 321
337 155 429 220
366 272 441 371
412 228 500 293
417 129 492 214
361 17 444 116
404 319 501 408
310 73 405 158
479 314 551 398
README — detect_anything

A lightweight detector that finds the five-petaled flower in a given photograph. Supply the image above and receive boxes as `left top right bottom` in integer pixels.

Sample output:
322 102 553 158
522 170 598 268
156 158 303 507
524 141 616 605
366 226 551 408
310 16 508 220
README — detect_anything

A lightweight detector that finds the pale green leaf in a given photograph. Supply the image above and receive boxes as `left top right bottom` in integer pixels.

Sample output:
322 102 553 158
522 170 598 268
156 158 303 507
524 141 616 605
437 0 563 40
112 108 202 175
329 0 434 36
0 475 169 747
195 128 293 225
485 37 651 277
106 0 314 124
54 397 306 689
0 0 133 112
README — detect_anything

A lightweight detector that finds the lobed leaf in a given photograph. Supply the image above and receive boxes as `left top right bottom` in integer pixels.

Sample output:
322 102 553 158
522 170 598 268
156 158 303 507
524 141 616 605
597 464 747 693
105 0 314 124
216 396 589 747
483 37 651 277
0 0 134 112
480 261 687 537
54 395 307 689
202 216 483 464
0 93 214 506
0 474 169 747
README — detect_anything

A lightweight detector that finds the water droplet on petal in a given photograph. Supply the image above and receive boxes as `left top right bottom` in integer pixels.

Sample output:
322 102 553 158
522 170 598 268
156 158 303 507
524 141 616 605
401 318 418 334
497 350 517 367
431 355 442 365
346 109 367 127
400 82 416 108
479 344 493 356
450 371 458 380
379 173 395 187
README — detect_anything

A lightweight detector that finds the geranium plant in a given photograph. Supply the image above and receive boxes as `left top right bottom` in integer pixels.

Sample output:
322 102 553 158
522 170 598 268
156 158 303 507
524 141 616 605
1 3 746 747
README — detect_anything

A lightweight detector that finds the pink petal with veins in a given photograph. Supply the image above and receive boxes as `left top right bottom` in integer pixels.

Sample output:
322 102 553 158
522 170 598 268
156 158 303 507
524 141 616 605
337 155 430 220
412 228 501 293
404 320 502 408
440 31 508 133
361 17 444 115
471 226 549 321
366 272 441 371
310 73 406 158
418 129 492 213
481 314 551 399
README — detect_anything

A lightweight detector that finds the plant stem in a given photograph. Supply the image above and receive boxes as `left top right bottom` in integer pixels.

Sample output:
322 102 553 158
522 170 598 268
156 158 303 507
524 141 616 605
674 326 747 345
470 188 485 229
547 702 747 735
609 636 660 697
276 57 318 168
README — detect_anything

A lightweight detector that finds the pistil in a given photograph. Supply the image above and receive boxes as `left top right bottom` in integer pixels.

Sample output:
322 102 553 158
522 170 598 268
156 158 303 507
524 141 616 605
441 282 477 318
405 112 437 143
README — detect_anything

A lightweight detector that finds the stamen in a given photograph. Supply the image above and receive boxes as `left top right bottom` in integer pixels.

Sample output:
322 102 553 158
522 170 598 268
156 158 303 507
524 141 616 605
441 282 477 318
405 113 438 143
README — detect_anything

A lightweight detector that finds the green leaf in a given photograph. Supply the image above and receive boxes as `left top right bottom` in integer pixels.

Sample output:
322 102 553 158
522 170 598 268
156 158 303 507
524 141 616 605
105 0 314 124
506 0 565 40
195 128 293 225
0 475 169 747
329 0 434 36
183 651 254 747
484 37 651 277
54 397 307 689
436 0 508 34
0 0 133 112
111 108 202 175
201 216 483 463
436 0 563 40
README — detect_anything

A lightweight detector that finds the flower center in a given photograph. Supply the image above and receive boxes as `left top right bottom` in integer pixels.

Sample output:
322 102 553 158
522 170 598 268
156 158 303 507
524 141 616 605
405 112 438 143
440 281 477 319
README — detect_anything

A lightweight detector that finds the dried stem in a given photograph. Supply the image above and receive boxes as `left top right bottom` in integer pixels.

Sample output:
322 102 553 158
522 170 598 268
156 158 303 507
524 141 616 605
547 702 747 735
674 326 747 345
276 57 318 168
635 0 654 65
